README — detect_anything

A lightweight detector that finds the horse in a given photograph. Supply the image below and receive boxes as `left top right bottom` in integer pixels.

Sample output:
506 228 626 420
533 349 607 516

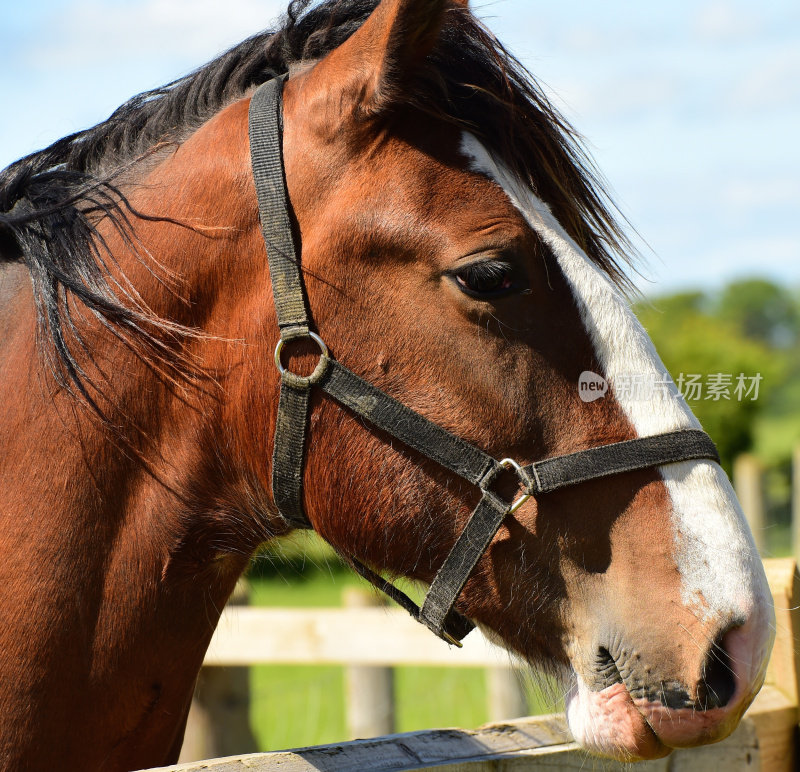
0 0 774 769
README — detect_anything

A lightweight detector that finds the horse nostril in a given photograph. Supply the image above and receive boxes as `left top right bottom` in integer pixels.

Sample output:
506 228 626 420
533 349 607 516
595 646 623 688
697 635 736 710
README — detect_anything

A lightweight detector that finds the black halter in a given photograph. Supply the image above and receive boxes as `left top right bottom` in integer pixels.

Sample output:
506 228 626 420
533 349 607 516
248 77 720 646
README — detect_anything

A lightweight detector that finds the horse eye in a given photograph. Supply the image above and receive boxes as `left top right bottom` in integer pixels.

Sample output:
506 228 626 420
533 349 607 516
453 261 516 298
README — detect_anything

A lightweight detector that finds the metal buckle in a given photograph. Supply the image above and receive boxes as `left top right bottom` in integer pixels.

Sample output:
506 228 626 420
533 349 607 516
274 331 330 386
441 630 464 648
498 458 532 514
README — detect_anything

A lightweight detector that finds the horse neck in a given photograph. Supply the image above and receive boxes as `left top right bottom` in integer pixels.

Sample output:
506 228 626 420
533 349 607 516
0 100 270 768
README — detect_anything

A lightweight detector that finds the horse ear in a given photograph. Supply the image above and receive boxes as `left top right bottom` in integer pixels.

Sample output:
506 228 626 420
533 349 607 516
303 0 463 116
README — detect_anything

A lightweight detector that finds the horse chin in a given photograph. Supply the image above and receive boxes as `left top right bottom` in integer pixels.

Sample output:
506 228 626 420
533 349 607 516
564 676 671 761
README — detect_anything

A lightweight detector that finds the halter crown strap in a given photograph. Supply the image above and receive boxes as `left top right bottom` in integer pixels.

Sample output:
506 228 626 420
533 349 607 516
250 77 315 530
248 77 721 645
250 76 309 334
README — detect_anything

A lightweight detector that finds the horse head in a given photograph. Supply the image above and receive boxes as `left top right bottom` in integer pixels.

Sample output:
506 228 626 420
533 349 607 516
0 0 773 767
243 0 773 759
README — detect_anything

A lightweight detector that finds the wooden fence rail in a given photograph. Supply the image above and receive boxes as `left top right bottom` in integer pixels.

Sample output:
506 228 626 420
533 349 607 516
153 558 798 772
204 605 517 667
154 713 762 771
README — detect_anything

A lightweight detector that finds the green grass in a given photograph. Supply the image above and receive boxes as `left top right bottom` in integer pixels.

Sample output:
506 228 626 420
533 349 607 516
249 646 560 752
245 534 560 752
249 661 494 751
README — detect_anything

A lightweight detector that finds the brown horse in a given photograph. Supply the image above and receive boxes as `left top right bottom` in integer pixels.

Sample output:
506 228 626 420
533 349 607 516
0 0 773 769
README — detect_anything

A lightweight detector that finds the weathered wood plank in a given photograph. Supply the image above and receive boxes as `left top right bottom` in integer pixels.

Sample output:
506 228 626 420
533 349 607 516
747 681 797 771
734 455 765 554
762 559 800 706
418 721 758 771
147 714 573 772
755 559 800 771
204 607 517 667
792 447 800 562
147 711 760 771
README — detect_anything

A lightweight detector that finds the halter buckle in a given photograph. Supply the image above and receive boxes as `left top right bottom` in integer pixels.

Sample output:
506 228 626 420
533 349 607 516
498 458 532 514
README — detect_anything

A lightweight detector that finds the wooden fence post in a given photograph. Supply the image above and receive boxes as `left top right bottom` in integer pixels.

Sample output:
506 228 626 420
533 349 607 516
486 666 528 722
734 454 765 555
178 580 258 763
748 558 800 771
792 446 800 562
343 588 396 739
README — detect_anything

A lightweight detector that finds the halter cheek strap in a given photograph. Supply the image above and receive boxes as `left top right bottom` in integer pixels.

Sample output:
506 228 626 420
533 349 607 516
249 77 720 646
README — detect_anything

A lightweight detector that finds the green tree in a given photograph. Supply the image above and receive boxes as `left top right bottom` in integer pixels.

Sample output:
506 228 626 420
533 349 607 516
716 278 798 348
635 294 781 471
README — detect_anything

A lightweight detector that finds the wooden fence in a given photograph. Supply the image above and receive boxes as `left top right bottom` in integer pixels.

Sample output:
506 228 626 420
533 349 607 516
733 448 800 557
180 586 535 760
150 557 799 772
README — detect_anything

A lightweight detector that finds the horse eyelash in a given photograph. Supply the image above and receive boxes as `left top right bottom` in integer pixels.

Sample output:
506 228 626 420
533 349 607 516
450 259 519 297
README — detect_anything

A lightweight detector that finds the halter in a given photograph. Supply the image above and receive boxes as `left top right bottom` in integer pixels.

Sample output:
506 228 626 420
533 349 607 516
249 77 720 646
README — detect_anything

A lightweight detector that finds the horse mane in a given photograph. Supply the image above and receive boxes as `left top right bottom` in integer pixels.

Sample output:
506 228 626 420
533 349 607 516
0 0 635 409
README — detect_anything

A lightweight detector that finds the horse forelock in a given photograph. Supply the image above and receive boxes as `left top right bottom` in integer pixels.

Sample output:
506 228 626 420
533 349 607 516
0 0 635 413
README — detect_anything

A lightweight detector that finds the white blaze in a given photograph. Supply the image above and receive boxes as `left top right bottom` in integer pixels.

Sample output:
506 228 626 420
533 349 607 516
460 133 767 624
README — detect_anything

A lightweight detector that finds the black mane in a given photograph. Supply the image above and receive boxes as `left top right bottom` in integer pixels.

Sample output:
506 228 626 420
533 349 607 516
0 0 634 408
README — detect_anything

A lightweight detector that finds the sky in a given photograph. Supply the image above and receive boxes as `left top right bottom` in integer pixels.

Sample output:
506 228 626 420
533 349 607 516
1 0 798 296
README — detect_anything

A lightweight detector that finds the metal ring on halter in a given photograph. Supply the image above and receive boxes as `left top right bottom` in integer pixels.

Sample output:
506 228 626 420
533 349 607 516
274 331 330 387
498 458 533 514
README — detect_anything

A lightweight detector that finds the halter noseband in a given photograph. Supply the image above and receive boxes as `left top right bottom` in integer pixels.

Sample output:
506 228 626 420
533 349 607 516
249 77 720 646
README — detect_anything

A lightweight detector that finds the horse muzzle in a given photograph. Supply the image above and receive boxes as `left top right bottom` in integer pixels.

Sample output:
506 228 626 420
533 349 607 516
564 603 774 760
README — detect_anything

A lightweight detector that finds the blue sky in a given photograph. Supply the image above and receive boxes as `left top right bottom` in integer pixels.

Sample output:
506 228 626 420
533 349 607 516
1 0 798 296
